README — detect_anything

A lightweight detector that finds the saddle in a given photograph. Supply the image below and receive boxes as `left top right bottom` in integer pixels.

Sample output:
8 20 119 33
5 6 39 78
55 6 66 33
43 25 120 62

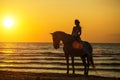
72 41 83 49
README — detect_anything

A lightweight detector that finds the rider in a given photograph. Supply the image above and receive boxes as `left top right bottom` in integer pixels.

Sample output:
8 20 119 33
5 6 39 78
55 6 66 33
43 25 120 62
72 19 90 55
72 19 82 42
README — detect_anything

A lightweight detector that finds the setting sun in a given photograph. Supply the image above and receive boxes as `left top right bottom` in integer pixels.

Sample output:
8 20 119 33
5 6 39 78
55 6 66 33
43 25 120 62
0 0 120 43
3 18 14 28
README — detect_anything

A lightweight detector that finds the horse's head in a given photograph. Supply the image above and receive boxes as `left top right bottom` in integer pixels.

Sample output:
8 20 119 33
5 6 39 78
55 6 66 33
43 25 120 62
51 32 61 49
51 31 72 49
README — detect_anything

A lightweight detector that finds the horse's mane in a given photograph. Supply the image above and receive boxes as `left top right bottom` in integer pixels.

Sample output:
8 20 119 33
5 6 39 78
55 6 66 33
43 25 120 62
53 31 71 36
53 31 74 43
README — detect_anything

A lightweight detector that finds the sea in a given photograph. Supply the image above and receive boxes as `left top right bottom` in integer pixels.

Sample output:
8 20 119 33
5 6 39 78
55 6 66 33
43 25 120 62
0 42 119 78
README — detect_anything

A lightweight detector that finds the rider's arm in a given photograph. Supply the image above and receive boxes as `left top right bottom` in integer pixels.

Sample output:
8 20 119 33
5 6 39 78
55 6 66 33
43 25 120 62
72 27 75 35
78 27 81 36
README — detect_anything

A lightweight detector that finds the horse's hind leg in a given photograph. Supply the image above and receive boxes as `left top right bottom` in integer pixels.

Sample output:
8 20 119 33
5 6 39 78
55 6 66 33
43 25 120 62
86 56 90 76
81 57 88 76
71 56 75 74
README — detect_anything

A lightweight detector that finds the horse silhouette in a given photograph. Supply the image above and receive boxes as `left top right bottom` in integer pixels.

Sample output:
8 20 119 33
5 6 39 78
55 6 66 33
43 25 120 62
51 31 95 76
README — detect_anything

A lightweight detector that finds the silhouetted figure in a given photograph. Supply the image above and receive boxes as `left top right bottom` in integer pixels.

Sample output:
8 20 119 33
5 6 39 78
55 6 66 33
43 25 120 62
51 31 95 77
72 19 81 41
72 19 91 57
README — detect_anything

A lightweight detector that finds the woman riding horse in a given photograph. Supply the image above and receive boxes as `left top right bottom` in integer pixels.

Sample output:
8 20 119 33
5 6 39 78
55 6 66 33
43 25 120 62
72 19 81 42
51 31 95 77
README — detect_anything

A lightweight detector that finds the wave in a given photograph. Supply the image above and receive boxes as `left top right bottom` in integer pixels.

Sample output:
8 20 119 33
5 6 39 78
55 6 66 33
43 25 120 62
0 43 119 78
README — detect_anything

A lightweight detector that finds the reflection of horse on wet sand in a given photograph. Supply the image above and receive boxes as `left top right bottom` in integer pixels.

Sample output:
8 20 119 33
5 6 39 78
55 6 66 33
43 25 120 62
51 31 95 78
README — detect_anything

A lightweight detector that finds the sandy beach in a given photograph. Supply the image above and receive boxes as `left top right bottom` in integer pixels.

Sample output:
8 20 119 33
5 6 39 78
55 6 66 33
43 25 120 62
0 71 119 80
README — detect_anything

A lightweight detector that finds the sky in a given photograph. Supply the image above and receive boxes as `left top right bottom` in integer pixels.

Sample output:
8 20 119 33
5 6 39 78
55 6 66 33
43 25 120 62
0 0 120 43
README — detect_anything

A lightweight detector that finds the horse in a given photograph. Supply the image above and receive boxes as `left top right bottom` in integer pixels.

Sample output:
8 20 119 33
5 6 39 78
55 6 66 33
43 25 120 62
51 31 95 76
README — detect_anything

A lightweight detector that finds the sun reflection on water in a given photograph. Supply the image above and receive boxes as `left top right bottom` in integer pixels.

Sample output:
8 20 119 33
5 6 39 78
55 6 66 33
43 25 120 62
0 43 15 67
0 43 15 54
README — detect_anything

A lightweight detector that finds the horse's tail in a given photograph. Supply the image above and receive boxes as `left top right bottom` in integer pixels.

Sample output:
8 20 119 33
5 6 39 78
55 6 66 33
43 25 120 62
90 56 95 68
84 41 97 72
86 42 96 71
84 41 95 68
89 54 99 74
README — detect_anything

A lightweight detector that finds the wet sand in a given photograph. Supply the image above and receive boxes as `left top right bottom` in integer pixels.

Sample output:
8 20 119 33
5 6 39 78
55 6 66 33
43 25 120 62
0 71 119 80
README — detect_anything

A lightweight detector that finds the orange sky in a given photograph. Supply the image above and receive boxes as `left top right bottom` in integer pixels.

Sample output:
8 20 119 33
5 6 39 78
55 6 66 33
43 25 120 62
0 0 120 43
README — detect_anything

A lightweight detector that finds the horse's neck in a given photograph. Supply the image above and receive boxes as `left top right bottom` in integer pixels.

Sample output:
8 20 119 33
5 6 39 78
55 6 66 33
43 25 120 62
61 33 73 45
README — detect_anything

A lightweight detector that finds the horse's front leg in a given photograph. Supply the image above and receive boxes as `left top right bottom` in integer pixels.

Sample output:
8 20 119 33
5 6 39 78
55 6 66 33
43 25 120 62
71 56 75 74
65 55 69 74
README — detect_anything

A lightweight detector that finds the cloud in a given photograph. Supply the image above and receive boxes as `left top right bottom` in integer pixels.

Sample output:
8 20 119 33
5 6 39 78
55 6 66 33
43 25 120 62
108 33 120 43
110 33 120 37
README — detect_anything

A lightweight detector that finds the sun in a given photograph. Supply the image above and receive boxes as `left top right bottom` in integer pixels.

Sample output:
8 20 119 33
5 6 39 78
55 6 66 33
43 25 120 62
3 18 14 28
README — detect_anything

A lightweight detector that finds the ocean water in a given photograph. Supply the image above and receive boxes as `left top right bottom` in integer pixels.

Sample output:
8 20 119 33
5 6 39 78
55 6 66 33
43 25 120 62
0 42 120 78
